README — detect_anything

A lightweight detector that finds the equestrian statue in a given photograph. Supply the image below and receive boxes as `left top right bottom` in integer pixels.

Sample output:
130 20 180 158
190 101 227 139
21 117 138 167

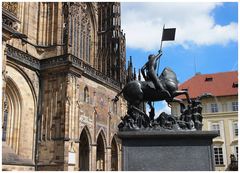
113 27 203 131
113 51 191 108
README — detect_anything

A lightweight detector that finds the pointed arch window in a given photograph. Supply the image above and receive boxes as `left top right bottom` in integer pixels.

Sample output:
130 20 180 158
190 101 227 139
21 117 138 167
69 3 92 64
84 86 90 103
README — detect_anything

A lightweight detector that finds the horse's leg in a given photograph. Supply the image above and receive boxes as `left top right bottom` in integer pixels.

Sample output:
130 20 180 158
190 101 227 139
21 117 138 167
172 90 191 104
147 101 154 109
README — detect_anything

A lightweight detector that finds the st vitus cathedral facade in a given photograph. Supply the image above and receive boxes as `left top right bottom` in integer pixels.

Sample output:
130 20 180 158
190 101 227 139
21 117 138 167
2 2 130 171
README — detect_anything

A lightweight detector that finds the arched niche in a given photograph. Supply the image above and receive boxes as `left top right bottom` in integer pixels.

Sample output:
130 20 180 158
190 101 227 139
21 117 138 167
111 135 118 171
96 130 106 171
79 126 92 171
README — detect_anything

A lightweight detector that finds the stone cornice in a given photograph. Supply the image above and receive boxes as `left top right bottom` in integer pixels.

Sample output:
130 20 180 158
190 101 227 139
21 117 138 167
40 54 69 70
68 54 121 90
6 45 40 70
6 44 121 91
203 111 238 118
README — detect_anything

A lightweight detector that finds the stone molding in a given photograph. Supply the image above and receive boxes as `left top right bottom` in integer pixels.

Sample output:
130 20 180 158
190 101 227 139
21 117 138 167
41 55 68 70
6 45 40 70
118 130 219 139
6 44 121 91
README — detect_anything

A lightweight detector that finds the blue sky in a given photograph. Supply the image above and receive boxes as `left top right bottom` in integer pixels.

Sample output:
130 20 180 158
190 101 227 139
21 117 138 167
121 2 238 114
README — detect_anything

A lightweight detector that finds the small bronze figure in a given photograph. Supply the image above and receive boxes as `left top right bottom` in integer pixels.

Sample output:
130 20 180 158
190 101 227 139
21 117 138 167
226 154 238 171
141 52 164 92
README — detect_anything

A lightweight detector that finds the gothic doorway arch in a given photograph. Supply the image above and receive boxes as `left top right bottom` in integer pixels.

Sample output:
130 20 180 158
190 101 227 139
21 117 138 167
79 128 90 171
111 137 118 171
96 131 106 171
3 64 36 161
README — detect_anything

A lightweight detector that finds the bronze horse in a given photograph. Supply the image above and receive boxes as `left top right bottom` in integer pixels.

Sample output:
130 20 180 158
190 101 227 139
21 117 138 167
113 67 191 106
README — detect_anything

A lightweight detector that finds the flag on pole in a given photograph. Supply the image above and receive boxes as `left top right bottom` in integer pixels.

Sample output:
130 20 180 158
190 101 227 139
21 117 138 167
161 28 176 41
158 26 176 76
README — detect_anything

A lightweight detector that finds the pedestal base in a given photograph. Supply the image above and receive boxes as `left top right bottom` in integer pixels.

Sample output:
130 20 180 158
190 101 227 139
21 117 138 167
118 130 218 171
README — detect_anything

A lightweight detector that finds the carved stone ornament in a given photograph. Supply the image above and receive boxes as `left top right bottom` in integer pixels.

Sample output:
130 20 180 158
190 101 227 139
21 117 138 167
6 45 40 70
2 2 18 16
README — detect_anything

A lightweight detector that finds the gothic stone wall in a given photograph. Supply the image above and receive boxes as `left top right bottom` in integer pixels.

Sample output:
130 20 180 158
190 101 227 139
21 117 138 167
37 71 126 171
2 2 126 171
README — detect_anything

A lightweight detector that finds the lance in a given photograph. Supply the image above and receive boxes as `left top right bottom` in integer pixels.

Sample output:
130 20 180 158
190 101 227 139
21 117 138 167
157 24 165 76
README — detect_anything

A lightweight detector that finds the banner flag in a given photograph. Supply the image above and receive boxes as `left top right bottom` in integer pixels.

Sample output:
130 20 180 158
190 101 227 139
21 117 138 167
162 28 176 41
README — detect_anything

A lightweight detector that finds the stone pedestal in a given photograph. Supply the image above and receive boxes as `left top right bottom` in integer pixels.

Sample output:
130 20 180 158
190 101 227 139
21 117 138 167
118 130 218 171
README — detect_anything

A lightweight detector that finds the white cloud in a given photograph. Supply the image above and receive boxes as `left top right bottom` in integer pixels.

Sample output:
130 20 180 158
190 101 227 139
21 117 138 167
121 2 238 51
155 101 171 115
146 101 171 117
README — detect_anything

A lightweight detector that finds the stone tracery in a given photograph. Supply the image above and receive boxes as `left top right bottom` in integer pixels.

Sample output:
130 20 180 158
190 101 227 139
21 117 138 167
69 3 93 64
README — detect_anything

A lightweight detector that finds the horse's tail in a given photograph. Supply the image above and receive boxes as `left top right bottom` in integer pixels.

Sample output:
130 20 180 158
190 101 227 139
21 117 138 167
112 88 124 102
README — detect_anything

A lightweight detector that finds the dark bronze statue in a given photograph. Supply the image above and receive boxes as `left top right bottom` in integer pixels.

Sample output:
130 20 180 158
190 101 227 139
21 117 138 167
114 39 203 131
155 112 177 129
113 66 191 107
226 154 238 171
191 99 203 130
